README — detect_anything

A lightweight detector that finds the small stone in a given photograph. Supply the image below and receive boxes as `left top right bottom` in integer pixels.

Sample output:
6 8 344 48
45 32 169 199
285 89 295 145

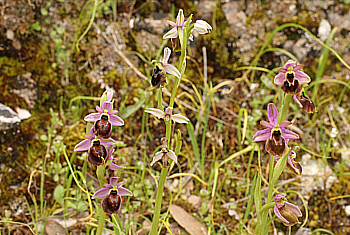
318 19 331 42
187 195 202 209
12 38 22 50
6 29 14 40
222 2 247 37
295 227 312 235
0 103 21 131
345 205 350 216
15 107 31 120
44 220 67 235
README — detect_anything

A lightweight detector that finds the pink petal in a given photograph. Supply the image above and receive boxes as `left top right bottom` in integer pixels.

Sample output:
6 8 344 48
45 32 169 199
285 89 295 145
163 27 178 39
267 103 279 125
279 68 287 73
281 128 299 140
74 139 91 151
285 202 302 217
295 71 311 84
100 138 116 147
167 20 177 27
293 64 304 71
260 120 274 128
109 110 118 115
163 64 181 78
284 60 296 69
252 128 271 142
92 188 110 199
102 101 113 111
84 113 101 122
109 176 120 186
293 95 303 108
110 114 124 126
117 186 133 197
162 47 171 64
109 162 125 171
145 108 165 119
171 114 189 124
176 9 184 26
106 89 114 102
96 106 103 113
274 205 290 224
274 72 286 85
279 121 292 128
167 150 177 163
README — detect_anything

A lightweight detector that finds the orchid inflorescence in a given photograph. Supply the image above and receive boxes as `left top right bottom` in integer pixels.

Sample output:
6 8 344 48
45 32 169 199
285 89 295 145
74 89 132 215
253 59 316 229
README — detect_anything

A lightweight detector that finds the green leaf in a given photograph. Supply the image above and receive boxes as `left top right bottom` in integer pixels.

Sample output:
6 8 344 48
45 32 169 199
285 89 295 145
272 153 288 184
175 129 182 156
118 97 145 119
96 165 105 187
53 185 64 206
41 8 48 16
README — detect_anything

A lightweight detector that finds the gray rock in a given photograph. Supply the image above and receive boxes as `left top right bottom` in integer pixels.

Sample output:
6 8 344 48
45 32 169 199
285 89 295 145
6 29 14 40
318 19 332 42
295 227 312 235
196 0 216 21
138 13 170 36
12 72 37 109
328 11 350 30
222 2 247 37
136 30 160 55
0 103 20 131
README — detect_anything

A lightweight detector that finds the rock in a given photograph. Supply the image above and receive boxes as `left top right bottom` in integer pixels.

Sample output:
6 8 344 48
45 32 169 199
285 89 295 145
12 73 37 109
6 29 14 40
300 154 338 196
12 38 21 50
169 204 206 235
196 1 216 21
44 220 67 235
222 2 247 37
0 103 20 131
15 107 31 120
187 195 202 210
136 30 160 55
295 227 312 235
318 19 331 42
345 205 350 216
138 13 170 36
328 11 350 30
135 220 151 235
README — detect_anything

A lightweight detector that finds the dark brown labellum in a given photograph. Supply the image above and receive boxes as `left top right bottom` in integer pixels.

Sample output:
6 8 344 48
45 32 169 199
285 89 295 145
265 129 289 157
94 114 112 139
151 66 166 88
102 190 122 215
297 92 315 113
281 71 301 94
88 140 108 165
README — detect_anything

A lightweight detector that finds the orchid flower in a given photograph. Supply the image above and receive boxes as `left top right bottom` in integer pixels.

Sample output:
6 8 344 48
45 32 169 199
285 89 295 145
145 107 189 124
163 9 186 39
275 147 302 175
274 193 302 226
293 91 316 113
160 47 181 78
193 20 212 34
84 101 124 139
150 137 177 166
92 176 133 215
252 103 299 157
74 128 116 166
274 60 311 95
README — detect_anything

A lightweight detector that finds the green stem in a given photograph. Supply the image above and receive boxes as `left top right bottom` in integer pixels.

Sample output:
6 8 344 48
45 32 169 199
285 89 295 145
279 94 292 122
96 208 106 235
157 87 163 110
149 167 169 235
259 155 275 234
